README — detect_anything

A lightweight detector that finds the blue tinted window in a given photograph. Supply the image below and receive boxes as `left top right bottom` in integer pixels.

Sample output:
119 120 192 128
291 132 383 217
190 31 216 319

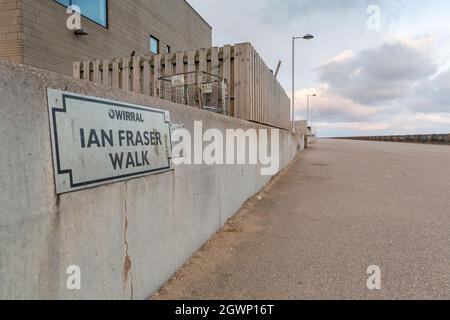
55 0 107 28
55 0 70 5
150 36 159 54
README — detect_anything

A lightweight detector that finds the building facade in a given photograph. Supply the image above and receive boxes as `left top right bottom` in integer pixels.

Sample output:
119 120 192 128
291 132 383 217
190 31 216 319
0 0 212 75
295 120 313 148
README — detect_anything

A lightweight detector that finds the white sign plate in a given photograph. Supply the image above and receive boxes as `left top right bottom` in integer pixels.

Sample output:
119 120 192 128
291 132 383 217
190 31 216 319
171 74 185 87
47 89 172 194
201 83 213 94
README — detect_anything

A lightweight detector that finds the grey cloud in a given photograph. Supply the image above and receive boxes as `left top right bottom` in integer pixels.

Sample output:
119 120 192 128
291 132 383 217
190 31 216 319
408 69 450 113
316 42 437 106
263 0 367 22
312 108 378 123
431 71 450 106
262 0 419 22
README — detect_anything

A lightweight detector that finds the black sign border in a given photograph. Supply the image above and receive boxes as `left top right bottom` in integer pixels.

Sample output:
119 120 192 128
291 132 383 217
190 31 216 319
51 93 172 192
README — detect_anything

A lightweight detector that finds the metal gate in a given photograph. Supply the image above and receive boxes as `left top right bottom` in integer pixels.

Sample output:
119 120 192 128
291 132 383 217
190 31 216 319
159 71 228 115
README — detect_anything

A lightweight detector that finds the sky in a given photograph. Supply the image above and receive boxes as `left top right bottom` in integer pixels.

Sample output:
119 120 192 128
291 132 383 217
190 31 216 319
187 0 450 137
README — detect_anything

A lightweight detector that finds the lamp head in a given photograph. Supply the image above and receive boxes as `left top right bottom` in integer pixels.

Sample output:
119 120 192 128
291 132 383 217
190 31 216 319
74 29 89 36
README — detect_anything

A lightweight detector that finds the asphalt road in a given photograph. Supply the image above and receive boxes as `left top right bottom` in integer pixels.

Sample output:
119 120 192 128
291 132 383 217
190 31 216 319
154 140 450 300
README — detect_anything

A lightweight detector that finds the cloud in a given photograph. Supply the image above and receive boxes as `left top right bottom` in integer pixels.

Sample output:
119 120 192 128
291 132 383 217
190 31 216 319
294 40 445 123
294 39 450 137
315 41 438 106
408 69 450 113
293 85 383 123
413 113 450 126
316 112 450 137
263 0 363 22
319 121 393 132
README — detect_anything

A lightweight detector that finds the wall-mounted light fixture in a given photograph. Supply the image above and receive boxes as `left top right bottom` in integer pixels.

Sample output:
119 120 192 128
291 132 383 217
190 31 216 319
74 29 88 36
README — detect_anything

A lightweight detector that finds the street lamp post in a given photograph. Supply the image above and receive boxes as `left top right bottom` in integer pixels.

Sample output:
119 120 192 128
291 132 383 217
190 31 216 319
307 93 317 126
312 108 319 137
292 34 314 133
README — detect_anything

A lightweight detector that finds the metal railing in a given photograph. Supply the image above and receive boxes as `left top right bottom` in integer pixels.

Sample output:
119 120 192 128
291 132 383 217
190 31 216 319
159 71 228 115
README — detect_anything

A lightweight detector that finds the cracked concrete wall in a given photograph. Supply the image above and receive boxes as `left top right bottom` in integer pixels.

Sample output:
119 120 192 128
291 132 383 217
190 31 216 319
0 60 300 300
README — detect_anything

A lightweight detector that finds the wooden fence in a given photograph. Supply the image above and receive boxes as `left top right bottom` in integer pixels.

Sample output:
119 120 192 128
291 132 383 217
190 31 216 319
73 43 291 130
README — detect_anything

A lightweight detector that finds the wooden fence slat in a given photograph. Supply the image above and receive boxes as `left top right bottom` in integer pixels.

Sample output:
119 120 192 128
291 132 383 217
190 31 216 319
261 61 264 123
249 47 254 121
163 54 173 101
142 58 151 96
263 61 266 123
175 52 185 104
102 59 110 87
264 63 267 123
164 54 173 77
150 55 155 96
176 51 184 74
73 61 81 79
153 54 162 97
132 56 141 93
122 58 130 91
187 50 196 73
253 53 256 122
186 50 196 107
244 43 251 120
256 52 260 122
266 64 269 123
253 52 256 122
222 45 231 115
199 48 207 73
198 48 208 109
82 61 90 80
259 56 263 122
210 47 219 108
262 62 265 123
254 54 261 121
233 44 242 118
93 60 101 83
247 44 253 120
242 44 247 120
112 60 119 89
211 47 219 76
164 53 173 76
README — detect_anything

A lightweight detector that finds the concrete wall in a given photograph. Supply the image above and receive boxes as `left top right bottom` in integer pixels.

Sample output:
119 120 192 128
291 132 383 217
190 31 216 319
295 121 313 148
0 60 300 300
0 0 212 75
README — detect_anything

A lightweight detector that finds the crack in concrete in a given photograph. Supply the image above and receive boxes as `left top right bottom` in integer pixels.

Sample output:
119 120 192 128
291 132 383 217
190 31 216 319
123 182 134 300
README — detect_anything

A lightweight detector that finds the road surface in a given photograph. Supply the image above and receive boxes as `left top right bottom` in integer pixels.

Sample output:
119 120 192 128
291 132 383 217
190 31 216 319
153 140 450 300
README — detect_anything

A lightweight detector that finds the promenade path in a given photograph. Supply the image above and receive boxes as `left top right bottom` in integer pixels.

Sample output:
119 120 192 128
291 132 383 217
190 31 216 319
154 140 450 299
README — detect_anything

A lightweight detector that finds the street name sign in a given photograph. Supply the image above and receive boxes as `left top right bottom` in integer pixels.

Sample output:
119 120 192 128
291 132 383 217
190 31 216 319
47 89 173 194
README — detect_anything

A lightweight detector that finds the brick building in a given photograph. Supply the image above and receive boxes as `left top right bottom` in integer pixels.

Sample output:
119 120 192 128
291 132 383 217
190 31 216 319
0 0 212 75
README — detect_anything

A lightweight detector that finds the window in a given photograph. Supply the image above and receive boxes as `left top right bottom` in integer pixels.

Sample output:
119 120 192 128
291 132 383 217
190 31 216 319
167 45 171 54
150 36 159 55
55 0 108 28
